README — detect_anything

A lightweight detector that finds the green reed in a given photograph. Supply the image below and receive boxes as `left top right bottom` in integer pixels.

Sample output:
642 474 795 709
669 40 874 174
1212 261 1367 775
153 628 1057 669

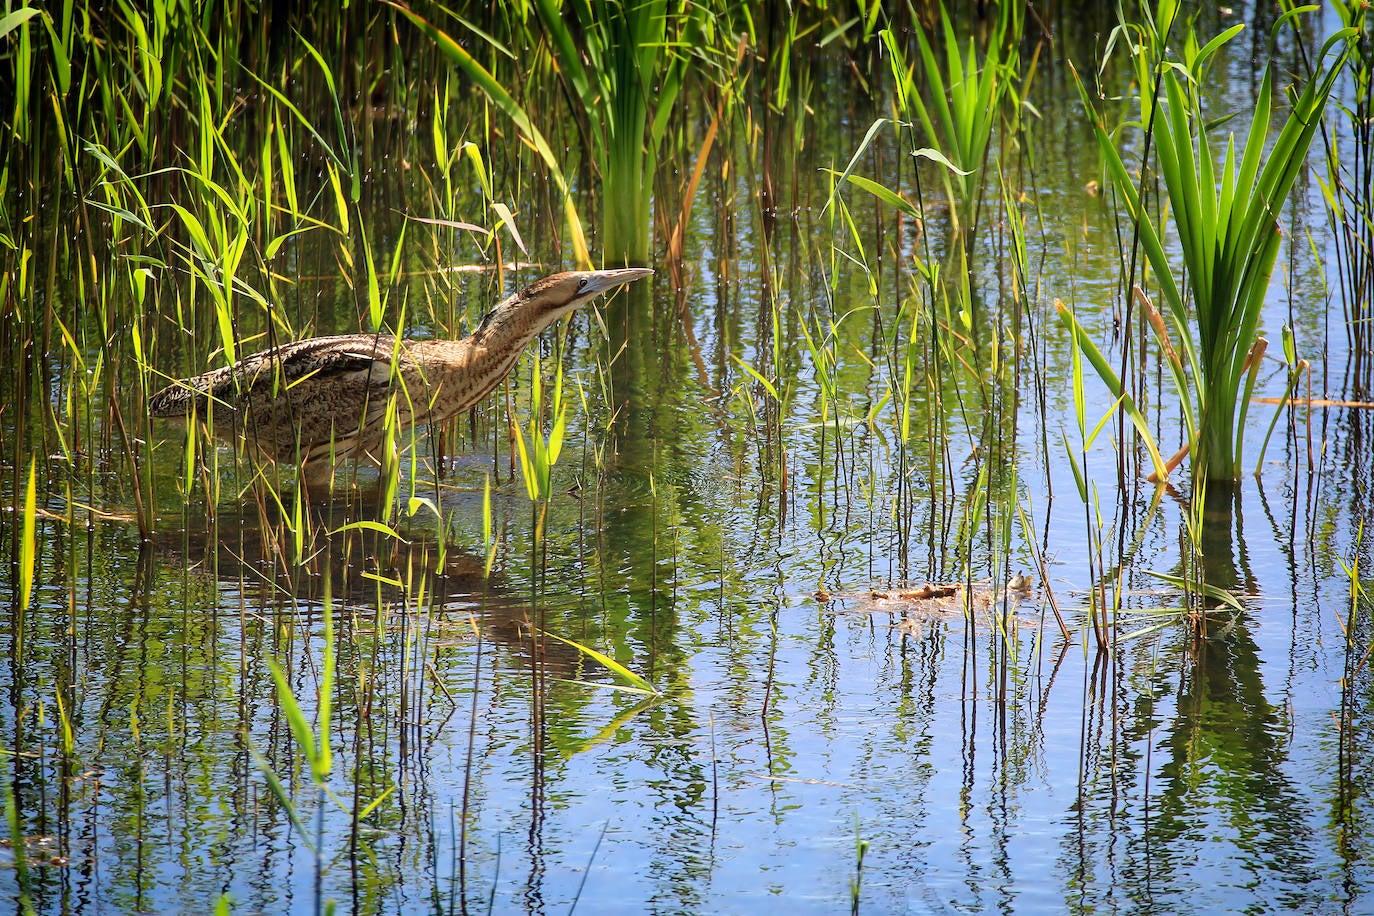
513 350 571 511
730 252 796 513
529 0 699 266
393 0 711 267
1062 279 1218 643
541 631 660 695
849 818 869 915
1072 6 1351 483
1062 296 1122 650
892 263 942 580
1311 0 1374 385
1 9 41 144
17 457 36 614
883 0 1022 253
828 6 1038 583
387 2 592 266
256 580 339 916
797 290 843 526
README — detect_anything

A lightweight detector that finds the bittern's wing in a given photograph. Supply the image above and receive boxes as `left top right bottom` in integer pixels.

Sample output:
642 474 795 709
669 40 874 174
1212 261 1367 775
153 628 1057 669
226 335 396 400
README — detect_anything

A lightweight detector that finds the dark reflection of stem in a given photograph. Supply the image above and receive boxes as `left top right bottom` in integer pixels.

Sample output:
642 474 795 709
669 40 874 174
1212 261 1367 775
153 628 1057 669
6 500 34 894
1251 475 1308 758
1335 567 1374 897
1324 401 1374 895
458 611 483 914
1067 647 1112 911
1031 638 1072 737
761 596 779 818
958 620 978 889
604 283 654 451
526 507 548 914
524 647 546 914
1133 485 1322 902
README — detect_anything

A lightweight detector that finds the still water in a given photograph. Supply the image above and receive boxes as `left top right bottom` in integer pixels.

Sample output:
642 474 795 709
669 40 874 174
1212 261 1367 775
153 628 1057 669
3 4 1373 914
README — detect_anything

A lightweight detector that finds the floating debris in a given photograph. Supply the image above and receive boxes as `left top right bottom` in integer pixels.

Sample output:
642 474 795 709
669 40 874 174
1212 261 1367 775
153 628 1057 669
818 581 1045 634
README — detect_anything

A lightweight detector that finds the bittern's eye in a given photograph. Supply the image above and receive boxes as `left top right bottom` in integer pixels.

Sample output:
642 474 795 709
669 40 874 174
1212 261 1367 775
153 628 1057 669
577 278 591 293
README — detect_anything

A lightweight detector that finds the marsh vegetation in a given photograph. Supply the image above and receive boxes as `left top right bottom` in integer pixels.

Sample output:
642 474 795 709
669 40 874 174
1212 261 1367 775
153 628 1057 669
3 0 1374 912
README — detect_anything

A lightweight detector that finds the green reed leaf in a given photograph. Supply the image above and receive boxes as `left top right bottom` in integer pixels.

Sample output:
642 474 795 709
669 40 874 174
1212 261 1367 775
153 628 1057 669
19 458 37 612
542 632 660 695
1056 301 1169 481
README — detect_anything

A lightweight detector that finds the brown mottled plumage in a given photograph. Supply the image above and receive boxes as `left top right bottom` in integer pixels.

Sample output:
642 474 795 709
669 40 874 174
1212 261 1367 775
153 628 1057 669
148 268 651 483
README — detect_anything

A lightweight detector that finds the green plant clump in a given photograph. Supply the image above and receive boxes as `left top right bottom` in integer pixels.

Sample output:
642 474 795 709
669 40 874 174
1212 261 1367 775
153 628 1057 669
1068 9 1351 483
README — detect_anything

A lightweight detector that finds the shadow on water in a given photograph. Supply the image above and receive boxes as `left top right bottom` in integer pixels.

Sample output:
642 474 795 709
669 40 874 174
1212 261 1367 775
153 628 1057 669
149 494 601 681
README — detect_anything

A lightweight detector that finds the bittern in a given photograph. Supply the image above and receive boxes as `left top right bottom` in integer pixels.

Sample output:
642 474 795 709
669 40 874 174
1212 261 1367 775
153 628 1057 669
149 268 651 485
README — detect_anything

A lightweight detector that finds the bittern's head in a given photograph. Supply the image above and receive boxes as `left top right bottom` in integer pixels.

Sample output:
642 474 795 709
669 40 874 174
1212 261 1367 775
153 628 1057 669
471 268 653 344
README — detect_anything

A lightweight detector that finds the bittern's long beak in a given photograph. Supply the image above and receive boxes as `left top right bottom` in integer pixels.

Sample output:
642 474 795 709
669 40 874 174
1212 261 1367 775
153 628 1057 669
579 267 654 298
